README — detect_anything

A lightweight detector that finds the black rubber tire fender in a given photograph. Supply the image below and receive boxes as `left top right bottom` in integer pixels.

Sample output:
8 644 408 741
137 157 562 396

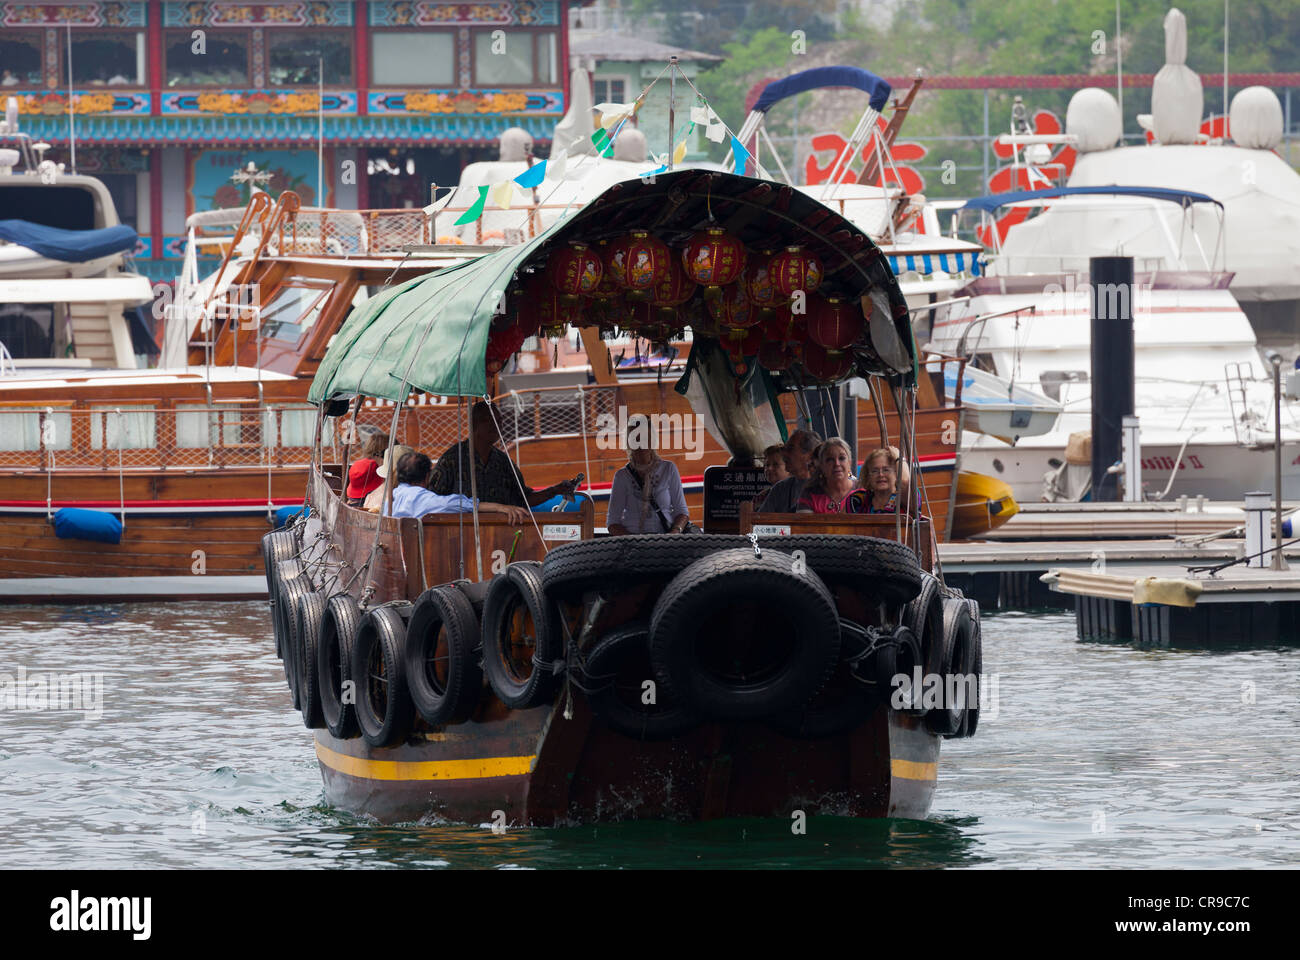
405 584 483 726
350 603 415 747
757 535 923 607
541 534 750 600
927 599 973 737
481 562 563 710
278 574 313 710
262 530 296 657
268 554 303 659
318 593 362 739
294 590 328 729
874 624 922 711
581 620 700 740
961 599 983 738
649 549 841 721
905 572 946 679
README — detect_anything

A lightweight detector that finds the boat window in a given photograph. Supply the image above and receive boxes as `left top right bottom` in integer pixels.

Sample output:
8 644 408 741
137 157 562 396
370 31 454 85
0 409 70 453
267 30 353 86
0 30 42 86
257 278 333 343
90 406 156 450
71 31 145 86
164 30 249 87
175 405 260 449
0 303 55 359
1039 370 1088 402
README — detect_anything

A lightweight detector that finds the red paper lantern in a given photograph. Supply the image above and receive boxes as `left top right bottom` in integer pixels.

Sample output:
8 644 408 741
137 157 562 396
807 296 863 352
606 230 672 302
681 226 746 297
769 245 823 300
724 324 765 375
588 240 622 301
707 281 759 329
757 340 793 372
537 285 584 338
649 255 697 319
546 241 603 304
801 339 853 382
743 250 779 306
486 323 529 375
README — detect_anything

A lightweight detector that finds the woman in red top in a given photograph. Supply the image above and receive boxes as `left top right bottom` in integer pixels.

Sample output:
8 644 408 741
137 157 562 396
796 438 859 514
346 431 389 507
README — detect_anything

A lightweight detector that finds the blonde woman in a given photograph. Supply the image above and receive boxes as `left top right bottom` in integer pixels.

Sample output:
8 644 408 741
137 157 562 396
795 438 859 514
607 414 690 535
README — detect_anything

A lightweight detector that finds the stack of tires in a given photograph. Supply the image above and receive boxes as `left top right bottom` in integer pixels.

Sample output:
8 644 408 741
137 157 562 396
259 531 983 748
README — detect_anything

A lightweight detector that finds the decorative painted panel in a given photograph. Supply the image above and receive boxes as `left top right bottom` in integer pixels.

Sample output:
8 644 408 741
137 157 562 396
1 2 146 27
163 1 352 27
11 90 151 115
161 90 357 114
188 148 332 212
369 1 558 27
367 88 561 114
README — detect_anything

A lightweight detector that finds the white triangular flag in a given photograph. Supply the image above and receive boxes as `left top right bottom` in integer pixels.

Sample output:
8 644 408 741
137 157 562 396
690 105 710 125
705 121 726 144
491 180 515 210
545 148 568 181
595 102 634 132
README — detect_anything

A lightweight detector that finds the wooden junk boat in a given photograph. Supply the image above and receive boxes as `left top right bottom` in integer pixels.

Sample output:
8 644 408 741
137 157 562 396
269 170 984 824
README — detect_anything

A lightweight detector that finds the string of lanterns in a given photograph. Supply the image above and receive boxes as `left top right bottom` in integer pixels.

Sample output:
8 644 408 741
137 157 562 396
486 226 867 382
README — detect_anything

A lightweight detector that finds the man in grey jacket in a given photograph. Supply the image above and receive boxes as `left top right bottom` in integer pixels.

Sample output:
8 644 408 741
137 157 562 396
758 429 822 513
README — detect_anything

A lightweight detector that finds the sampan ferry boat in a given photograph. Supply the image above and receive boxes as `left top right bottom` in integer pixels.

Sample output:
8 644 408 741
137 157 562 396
269 170 983 823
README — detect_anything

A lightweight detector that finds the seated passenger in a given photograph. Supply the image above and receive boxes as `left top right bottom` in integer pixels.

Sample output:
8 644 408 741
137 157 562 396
757 429 821 513
384 452 529 524
856 445 912 514
796 438 860 514
607 414 691 535
363 443 414 513
429 400 578 508
345 430 389 507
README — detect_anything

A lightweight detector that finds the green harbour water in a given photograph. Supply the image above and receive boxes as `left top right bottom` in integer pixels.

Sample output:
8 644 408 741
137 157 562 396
1 601 1297 869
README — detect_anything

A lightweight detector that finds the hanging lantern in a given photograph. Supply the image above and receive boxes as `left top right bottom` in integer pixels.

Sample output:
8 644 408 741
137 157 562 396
724 324 765 375
537 285 584 338
757 307 798 372
649 256 697 323
486 323 529 376
801 339 853 382
807 295 863 352
588 240 622 301
546 241 603 304
509 273 547 338
743 250 779 316
681 226 746 298
606 230 671 302
769 245 823 301
707 282 758 329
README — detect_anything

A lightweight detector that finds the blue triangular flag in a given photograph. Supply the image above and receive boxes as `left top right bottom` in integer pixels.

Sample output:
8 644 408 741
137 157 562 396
514 161 546 189
730 135 752 175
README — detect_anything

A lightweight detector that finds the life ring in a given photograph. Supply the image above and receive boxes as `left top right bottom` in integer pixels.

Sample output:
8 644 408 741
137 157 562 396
769 619 879 738
581 620 700 740
294 591 328 730
350 603 415 747
649 549 840 720
926 599 974 737
481 562 562 710
405 584 483 726
318 593 363 739
873 624 922 710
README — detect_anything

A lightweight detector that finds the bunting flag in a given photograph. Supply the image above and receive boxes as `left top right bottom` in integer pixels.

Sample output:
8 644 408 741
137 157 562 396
514 161 547 189
591 128 614 158
490 180 516 210
730 136 752 175
453 185 489 225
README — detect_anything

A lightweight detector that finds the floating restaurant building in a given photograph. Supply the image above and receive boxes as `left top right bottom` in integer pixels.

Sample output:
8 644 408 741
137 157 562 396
1 0 570 283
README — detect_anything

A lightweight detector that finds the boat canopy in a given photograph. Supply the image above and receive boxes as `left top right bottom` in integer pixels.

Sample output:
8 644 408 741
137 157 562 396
0 219 139 262
752 66 892 114
309 169 914 404
962 185 1223 213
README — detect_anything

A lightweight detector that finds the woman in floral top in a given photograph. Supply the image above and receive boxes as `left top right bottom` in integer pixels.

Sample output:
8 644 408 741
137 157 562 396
856 446 911 514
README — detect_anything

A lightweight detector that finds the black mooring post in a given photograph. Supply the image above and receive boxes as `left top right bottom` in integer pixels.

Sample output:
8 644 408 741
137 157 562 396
1090 256 1136 502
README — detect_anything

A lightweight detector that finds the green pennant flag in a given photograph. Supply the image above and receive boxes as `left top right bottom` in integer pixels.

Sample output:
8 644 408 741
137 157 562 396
453 185 489 225
591 128 614 158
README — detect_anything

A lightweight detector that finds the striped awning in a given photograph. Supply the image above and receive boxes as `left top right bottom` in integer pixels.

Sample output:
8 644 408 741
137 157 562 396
888 251 982 276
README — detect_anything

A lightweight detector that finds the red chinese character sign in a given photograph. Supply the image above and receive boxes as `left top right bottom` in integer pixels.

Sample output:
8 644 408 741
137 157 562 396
803 115 927 196
980 108 1077 247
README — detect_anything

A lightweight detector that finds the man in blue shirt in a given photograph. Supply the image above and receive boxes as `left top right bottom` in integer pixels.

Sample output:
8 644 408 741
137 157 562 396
384 452 530 524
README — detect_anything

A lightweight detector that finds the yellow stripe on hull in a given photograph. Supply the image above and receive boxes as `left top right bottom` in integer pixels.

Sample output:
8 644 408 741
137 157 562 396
316 741 537 782
890 757 938 782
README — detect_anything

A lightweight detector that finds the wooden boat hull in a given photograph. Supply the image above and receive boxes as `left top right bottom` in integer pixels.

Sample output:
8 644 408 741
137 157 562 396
314 701 939 825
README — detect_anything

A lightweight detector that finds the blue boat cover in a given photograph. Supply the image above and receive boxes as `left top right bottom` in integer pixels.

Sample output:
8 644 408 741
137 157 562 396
52 507 123 545
752 67 892 114
531 492 592 513
275 504 309 528
961 186 1222 214
0 219 139 263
